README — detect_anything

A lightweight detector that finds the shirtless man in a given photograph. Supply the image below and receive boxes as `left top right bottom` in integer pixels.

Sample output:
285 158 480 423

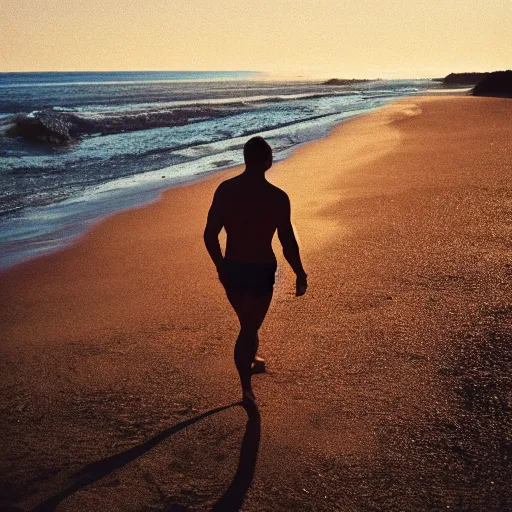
204 136 307 404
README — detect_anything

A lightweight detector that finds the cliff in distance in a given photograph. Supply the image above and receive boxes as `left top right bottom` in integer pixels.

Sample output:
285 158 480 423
472 71 512 98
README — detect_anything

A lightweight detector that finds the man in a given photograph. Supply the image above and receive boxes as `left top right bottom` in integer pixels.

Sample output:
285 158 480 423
204 136 307 404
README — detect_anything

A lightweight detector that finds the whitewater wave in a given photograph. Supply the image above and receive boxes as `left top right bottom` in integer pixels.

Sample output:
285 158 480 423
1 91 353 144
3 104 251 143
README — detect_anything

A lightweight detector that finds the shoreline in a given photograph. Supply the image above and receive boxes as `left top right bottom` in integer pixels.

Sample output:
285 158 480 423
0 95 403 273
0 85 461 272
1 94 511 511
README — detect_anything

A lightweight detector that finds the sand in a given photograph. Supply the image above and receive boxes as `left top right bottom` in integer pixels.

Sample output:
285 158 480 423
1 95 511 511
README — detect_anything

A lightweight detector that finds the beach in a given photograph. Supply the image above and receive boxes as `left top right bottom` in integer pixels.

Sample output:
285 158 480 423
1 95 511 510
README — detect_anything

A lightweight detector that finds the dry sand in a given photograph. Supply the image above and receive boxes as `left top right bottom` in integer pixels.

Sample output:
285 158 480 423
1 96 511 511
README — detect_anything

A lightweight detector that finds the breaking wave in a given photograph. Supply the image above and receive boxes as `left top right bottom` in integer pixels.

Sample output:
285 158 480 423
3 104 251 143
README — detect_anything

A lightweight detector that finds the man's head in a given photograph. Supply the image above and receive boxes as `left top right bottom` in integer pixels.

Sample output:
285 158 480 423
243 136 273 172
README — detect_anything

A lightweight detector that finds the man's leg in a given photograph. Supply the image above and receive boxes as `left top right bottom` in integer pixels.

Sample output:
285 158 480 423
225 290 267 373
226 289 273 401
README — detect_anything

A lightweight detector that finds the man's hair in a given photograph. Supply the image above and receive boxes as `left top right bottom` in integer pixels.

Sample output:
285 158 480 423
243 136 272 167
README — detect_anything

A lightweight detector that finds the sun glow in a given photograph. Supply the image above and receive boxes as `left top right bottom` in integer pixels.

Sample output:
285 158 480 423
1 0 511 76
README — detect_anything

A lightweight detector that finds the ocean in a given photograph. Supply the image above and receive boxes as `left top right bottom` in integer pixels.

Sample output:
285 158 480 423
0 71 440 268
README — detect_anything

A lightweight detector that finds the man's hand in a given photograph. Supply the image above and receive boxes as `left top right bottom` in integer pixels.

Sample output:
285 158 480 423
295 271 308 297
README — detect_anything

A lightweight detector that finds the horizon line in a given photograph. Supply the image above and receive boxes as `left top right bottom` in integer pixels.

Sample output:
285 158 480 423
0 68 504 80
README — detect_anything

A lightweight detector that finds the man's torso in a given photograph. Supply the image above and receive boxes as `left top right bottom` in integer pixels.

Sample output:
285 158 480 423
218 175 286 264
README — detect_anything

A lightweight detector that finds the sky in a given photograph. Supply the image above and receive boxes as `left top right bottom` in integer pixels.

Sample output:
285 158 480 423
1 0 510 78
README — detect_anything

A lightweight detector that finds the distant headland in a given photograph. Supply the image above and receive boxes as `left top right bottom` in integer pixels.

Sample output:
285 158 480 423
433 71 512 98
472 71 512 98
439 73 488 85
323 78 380 85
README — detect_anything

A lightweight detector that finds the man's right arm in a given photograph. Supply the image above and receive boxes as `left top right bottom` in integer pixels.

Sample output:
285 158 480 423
277 193 307 296
203 184 225 271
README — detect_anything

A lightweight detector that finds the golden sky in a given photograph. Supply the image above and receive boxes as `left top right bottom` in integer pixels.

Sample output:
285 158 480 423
1 0 510 77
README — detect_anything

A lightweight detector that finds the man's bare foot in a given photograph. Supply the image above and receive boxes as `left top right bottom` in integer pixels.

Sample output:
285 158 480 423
242 389 256 406
251 355 266 374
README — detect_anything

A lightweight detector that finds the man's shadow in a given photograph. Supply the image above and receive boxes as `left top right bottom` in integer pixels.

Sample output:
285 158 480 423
210 403 260 512
32 402 260 512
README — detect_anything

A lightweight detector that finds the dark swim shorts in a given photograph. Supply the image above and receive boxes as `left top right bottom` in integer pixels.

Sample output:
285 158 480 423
221 259 277 296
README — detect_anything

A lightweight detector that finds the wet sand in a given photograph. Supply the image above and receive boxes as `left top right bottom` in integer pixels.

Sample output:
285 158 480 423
1 95 511 511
